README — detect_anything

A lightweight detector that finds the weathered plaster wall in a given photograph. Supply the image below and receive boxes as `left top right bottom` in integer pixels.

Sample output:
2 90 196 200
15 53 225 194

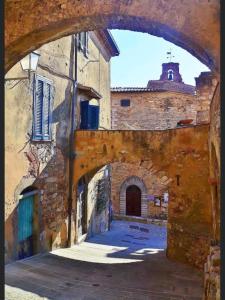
73 126 212 268
5 36 73 261
5 0 220 73
5 32 113 262
76 32 111 129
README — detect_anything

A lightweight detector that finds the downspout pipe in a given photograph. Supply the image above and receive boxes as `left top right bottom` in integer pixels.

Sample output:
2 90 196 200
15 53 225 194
67 34 78 246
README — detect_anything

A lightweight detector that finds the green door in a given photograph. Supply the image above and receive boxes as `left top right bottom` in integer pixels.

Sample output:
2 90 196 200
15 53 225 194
18 195 34 259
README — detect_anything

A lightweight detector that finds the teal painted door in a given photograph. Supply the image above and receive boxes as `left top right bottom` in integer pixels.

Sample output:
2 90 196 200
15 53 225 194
18 195 34 259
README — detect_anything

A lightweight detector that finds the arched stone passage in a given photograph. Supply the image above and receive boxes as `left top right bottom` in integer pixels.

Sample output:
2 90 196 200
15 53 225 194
5 0 219 72
120 176 148 217
73 126 212 268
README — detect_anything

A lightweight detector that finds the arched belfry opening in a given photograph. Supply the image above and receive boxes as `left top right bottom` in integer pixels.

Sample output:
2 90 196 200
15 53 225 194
168 69 174 81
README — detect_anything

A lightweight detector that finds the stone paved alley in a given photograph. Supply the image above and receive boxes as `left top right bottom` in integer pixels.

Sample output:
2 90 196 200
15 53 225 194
5 221 203 300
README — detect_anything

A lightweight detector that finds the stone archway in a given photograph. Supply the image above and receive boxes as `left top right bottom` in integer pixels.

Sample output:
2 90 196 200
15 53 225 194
120 176 148 218
5 1 219 73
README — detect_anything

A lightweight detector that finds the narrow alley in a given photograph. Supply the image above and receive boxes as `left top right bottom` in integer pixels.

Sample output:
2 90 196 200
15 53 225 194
6 220 203 300
4 3 221 298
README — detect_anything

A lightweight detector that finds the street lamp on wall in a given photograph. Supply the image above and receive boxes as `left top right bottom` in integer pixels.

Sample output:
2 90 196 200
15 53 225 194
5 51 40 82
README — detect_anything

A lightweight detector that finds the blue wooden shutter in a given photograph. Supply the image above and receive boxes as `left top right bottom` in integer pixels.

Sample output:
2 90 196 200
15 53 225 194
33 76 53 141
33 79 44 140
89 105 99 129
43 82 51 140
80 100 89 129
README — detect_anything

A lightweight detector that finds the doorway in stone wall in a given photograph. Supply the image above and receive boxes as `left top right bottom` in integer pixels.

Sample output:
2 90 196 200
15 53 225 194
77 177 87 240
17 187 40 260
126 185 141 216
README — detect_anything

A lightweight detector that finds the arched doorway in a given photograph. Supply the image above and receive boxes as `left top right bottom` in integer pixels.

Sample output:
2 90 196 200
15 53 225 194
17 186 40 260
120 176 148 218
126 185 141 217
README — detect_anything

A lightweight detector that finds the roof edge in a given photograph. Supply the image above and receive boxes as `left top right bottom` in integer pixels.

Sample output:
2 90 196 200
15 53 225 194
98 29 120 57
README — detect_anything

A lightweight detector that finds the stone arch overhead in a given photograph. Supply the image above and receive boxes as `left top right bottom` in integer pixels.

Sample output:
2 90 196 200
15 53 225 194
5 0 219 73
119 176 148 217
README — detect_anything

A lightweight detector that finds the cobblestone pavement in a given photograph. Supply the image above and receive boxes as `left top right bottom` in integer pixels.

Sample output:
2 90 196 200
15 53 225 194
5 220 203 300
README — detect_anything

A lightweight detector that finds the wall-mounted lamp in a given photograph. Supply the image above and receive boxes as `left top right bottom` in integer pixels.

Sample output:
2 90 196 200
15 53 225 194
5 51 40 82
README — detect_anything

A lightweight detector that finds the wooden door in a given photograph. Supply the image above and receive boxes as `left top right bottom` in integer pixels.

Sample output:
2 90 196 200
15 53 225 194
126 185 141 216
18 195 34 259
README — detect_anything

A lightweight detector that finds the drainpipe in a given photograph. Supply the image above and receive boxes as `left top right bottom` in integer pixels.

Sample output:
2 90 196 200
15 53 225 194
67 34 78 246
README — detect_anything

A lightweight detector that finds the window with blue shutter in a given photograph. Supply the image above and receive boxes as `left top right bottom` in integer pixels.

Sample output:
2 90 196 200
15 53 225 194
89 105 99 129
80 100 99 130
80 100 89 129
32 75 53 141
78 32 89 57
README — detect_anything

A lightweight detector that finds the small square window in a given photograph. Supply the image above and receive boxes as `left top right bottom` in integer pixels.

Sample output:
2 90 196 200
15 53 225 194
120 99 130 107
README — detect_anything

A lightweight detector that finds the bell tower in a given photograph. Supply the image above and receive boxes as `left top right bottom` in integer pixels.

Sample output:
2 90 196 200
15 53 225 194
159 62 183 83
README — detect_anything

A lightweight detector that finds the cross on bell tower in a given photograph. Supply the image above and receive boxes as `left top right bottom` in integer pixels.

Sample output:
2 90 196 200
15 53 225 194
166 49 175 62
159 51 183 83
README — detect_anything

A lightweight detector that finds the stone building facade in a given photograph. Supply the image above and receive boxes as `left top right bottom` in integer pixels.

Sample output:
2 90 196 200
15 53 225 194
111 63 212 220
5 30 119 262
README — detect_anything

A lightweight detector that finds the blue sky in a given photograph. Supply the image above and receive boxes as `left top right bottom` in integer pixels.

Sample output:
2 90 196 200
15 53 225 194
110 30 209 87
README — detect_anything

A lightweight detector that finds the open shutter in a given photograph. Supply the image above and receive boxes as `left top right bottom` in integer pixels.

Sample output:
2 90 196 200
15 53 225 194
80 100 89 129
89 105 99 129
33 79 43 140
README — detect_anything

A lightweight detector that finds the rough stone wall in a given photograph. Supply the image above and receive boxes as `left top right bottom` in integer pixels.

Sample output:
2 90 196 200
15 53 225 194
5 0 220 73
111 86 211 220
147 80 195 94
5 32 113 262
203 79 220 300
196 72 218 125
111 90 199 130
74 126 212 269
204 245 220 300
208 83 220 242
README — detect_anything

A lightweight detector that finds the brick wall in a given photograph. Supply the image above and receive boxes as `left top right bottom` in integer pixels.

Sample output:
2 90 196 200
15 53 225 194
111 162 170 219
111 87 210 220
111 90 208 130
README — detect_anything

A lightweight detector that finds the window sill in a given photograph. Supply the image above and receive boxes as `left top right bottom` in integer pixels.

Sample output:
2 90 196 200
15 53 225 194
31 139 53 143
